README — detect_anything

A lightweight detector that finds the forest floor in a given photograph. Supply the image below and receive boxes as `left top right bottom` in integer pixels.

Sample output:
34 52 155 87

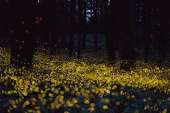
0 48 170 113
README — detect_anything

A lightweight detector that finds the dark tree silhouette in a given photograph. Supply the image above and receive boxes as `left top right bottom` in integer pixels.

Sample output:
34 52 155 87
119 0 136 70
143 0 156 63
68 0 76 57
49 0 65 55
77 0 86 57
143 1 168 64
91 0 99 52
104 0 115 61
35 0 57 54
107 0 136 70
0 0 5 37
104 0 121 61
34 0 48 49
158 2 169 64
0 0 9 44
10 0 36 68
81 1 87 50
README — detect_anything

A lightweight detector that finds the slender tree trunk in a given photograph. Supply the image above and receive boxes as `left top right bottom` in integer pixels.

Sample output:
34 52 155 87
158 2 169 64
77 0 86 58
92 0 98 52
68 0 76 57
42 0 57 55
121 0 136 71
82 1 87 50
143 0 155 63
10 0 36 69
110 0 136 70
104 0 115 61
0 0 9 44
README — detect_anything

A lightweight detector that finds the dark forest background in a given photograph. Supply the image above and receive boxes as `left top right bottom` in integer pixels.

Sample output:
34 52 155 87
0 0 170 70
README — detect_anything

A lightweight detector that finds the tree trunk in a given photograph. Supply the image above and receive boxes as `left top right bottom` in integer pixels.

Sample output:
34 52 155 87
104 0 115 61
0 0 9 44
120 0 136 71
10 0 36 69
92 0 99 52
109 0 136 70
158 2 169 64
68 0 76 57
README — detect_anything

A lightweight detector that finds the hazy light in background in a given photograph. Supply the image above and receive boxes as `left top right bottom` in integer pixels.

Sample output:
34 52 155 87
108 0 110 5
86 9 92 22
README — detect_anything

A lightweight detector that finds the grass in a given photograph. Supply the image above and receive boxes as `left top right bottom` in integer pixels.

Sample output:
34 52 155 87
0 47 170 113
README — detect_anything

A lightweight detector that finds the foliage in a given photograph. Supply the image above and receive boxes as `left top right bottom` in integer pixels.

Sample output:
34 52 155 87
0 48 170 113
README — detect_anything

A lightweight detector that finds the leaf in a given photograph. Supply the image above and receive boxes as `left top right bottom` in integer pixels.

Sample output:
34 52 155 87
162 108 168 113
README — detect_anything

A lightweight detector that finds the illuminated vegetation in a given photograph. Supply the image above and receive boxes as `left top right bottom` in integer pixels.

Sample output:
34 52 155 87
0 48 170 113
